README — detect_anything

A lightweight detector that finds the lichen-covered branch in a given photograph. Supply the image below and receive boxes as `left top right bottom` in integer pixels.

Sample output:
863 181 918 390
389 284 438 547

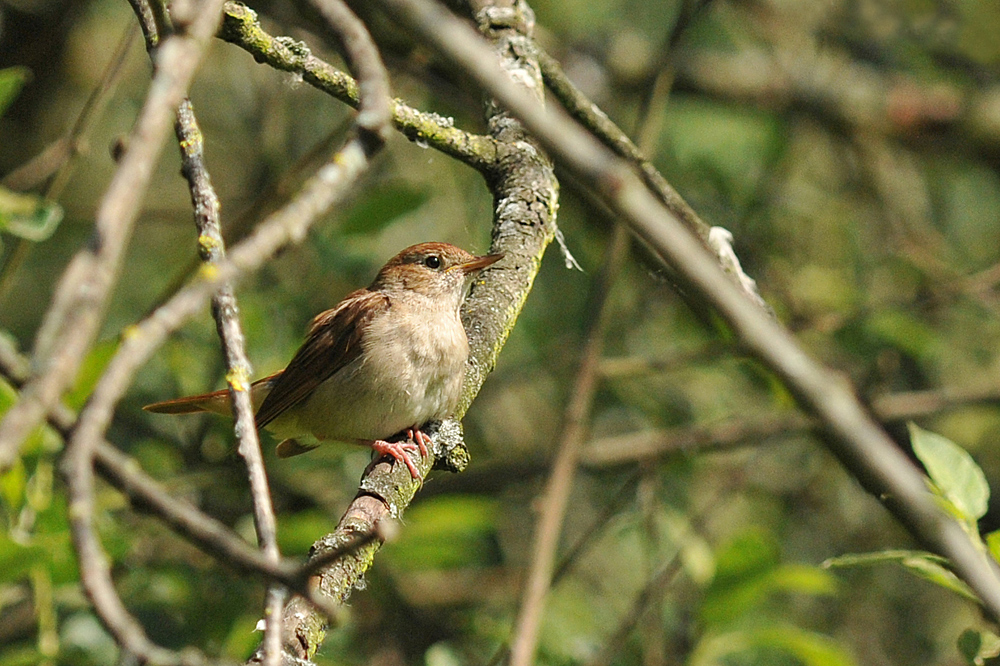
218 1 498 171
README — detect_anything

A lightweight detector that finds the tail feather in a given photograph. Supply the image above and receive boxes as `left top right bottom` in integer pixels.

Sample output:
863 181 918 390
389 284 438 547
143 389 233 416
143 372 282 418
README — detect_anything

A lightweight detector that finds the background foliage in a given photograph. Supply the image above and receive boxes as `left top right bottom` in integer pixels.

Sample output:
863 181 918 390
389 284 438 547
3 0 1000 664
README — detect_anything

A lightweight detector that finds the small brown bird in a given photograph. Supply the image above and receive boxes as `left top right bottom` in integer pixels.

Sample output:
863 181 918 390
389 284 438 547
145 242 502 478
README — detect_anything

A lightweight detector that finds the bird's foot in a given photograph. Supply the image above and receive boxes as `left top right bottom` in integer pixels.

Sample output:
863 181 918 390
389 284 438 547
371 438 423 479
407 428 431 458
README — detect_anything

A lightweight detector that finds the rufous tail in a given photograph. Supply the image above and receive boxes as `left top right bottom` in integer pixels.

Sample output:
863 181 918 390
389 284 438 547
143 372 281 417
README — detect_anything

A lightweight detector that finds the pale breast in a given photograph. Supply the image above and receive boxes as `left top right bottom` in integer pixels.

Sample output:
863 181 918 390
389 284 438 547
284 296 469 442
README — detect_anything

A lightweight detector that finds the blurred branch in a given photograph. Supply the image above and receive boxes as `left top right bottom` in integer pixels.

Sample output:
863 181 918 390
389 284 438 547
676 42 978 144
583 380 1000 466
375 0 1000 623
510 227 629 666
218 1 498 171
0 0 226 472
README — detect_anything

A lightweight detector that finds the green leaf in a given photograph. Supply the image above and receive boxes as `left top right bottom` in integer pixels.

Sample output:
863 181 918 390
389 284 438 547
0 186 64 242
690 625 857 666
702 531 837 628
909 423 990 522
823 549 979 602
64 339 118 410
986 530 1000 564
958 628 1000 665
0 66 30 118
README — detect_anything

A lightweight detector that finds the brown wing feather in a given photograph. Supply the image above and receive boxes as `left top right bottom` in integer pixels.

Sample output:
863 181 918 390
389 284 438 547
254 288 390 430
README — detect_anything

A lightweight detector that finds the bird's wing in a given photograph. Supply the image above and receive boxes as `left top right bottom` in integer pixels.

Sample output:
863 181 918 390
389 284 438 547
254 288 390 430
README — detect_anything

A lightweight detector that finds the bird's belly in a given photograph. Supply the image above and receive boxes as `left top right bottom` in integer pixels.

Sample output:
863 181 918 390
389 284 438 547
278 314 467 443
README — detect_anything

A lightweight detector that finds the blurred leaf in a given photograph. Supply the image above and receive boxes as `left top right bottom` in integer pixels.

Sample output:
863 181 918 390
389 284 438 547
64 339 119 411
661 96 784 207
823 549 979 602
0 538 49 583
770 563 839 597
958 628 1000 665
866 310 940 361
0 457 26 514
61 612 119 665
986 530 1000 564
382 495 498 571
711 529 778 586
277 510 335 555
0 186 64 242
340 182 429 235
909 423 989 522
0 375 17 415
702 531 835 628
0 66 30 118
0 645 44 666
690 625 857 666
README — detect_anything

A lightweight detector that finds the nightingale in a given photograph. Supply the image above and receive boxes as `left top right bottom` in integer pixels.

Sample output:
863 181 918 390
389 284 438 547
145 242 503 479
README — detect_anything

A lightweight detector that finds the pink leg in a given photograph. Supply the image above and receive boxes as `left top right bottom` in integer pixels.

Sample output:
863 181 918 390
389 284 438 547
371 439 422 479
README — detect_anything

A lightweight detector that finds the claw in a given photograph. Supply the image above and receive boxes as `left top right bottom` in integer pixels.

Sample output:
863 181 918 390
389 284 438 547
407 428 430 458
371 438 422 479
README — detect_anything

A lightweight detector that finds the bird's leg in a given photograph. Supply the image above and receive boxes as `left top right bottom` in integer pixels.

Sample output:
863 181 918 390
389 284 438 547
370 438 422 479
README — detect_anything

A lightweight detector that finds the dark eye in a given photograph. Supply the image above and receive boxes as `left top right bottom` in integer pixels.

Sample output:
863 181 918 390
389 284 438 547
424 255 441 269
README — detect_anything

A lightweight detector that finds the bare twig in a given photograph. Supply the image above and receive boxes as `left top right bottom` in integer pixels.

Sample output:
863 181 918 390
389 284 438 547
0 0 226 471
175 96 288 666
583 380 1000 466
376 0 1000 621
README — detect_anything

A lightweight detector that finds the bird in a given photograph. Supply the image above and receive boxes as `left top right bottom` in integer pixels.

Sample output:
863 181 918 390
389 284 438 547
144 242 503 479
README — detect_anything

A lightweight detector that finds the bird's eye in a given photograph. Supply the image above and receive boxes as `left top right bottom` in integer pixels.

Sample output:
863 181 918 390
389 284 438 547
424 255 441 269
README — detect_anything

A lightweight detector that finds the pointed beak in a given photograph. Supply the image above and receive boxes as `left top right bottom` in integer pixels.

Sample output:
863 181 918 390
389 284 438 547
457 253 503 274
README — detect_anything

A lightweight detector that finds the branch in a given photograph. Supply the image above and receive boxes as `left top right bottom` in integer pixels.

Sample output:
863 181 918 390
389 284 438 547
583 380 1000 466
375 0 1000 622
217 1 498 171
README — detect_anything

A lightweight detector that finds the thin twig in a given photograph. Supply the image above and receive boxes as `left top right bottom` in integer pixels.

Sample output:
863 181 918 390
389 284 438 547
174 96 288 666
